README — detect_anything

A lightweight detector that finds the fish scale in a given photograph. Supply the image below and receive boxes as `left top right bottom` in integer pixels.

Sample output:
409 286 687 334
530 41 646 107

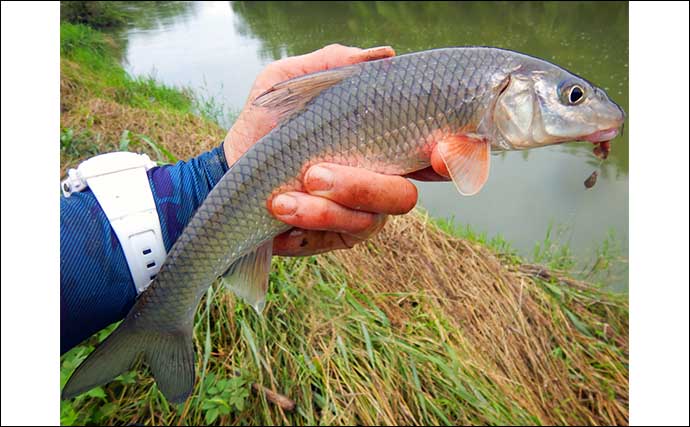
62 46 625 404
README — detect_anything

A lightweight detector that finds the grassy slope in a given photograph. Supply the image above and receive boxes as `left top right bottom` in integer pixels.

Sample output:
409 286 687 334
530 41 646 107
59 23 628 426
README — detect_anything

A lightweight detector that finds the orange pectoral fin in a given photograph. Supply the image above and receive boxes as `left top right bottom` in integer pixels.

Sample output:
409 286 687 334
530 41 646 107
436 135 491 196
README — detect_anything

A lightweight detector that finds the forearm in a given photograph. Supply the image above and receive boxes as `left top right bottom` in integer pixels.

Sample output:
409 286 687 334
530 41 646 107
60 145 229 354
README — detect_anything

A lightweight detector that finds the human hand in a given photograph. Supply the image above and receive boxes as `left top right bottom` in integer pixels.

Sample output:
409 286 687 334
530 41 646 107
224 44 450 256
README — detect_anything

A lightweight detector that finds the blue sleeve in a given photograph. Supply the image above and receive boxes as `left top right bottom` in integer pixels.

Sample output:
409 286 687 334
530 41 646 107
60 145 229 354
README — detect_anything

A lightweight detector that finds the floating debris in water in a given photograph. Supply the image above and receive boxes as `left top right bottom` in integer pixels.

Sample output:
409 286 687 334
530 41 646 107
584 170 598 189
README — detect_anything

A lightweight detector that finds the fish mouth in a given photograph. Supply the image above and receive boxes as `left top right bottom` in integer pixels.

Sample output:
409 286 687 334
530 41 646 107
581 128 620 143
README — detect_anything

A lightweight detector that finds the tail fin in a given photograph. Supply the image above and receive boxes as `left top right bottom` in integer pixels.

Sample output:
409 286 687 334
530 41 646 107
62 316 195 404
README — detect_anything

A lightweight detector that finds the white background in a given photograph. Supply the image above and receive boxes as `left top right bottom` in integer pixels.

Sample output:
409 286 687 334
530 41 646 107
1 1 688 425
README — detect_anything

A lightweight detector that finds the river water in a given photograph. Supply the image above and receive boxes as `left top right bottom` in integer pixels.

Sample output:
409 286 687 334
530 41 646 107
108 1 629 291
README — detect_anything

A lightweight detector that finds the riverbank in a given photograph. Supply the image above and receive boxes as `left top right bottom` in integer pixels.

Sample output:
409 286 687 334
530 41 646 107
59 23 628 426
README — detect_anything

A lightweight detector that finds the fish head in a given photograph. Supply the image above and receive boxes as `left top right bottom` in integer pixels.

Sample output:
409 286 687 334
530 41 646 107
492 63 625 150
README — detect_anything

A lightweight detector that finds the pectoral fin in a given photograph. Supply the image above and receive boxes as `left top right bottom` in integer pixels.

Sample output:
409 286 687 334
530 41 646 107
437 135 491 196
221 240 273 313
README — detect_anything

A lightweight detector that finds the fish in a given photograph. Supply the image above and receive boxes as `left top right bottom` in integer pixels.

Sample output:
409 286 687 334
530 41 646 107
62 47 626 403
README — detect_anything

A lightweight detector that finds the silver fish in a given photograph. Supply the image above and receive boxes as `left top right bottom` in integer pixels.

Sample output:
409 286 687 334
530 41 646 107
62 47 625 403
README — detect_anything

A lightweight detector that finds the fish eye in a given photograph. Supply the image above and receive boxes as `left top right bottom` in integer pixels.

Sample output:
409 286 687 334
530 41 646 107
566 85 585 105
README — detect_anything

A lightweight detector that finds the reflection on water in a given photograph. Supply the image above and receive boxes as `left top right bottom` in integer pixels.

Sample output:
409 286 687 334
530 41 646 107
109 1 629 290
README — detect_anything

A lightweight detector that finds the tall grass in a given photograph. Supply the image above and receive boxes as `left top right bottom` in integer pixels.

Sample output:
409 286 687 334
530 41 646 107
60 213 628 425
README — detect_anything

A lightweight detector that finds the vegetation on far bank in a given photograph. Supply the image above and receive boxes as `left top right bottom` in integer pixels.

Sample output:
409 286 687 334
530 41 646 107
59 21 629 426
60 1 131 29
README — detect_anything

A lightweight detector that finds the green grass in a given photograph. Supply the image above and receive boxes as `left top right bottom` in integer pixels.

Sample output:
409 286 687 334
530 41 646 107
59 22 628 426
61 23 193 112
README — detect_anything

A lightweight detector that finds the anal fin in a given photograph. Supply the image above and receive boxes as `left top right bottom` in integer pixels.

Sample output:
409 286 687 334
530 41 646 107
221 240 273 313
437 134 491 196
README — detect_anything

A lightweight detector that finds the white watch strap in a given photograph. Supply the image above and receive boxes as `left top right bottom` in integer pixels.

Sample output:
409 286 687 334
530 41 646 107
61 152 166 294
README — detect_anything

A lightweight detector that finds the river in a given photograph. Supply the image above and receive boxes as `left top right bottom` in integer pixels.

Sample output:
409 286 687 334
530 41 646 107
107 1 629 291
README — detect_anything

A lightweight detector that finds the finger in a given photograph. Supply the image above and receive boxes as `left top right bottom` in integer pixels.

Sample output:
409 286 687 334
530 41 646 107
345 45 396 64
278 44 395 77
273 213 387 257
431 146 450 178
304 164 417 215
273 229 351 257
270 192 379 235
273 229 349 256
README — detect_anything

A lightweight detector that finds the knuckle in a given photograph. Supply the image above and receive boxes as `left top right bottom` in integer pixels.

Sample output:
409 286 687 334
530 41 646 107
323 43 345 52
261 62 281 77
348 181 374 206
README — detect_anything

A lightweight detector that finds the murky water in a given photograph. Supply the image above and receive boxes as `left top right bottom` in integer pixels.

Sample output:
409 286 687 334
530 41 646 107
109 1 629 290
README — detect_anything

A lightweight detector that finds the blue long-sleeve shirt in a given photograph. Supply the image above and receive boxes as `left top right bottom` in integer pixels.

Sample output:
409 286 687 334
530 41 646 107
60 145 229 354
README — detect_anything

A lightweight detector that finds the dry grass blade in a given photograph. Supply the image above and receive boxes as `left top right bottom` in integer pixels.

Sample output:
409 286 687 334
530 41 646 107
326 213 628 425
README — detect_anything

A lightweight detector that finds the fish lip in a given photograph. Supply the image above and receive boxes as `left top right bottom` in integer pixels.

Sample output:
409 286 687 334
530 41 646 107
582 128 619 143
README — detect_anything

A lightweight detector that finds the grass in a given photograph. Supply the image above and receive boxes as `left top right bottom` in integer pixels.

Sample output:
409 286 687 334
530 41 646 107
61 23 192 111
59 22 628 426
60 23 232 176
60 1 131 29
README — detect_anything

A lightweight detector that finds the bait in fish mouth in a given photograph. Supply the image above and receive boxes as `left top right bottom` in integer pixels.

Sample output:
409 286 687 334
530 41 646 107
62 46 626 404
593 140 611 160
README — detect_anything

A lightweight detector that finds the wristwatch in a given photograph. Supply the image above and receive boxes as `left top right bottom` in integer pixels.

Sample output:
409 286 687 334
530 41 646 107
61 152 166 294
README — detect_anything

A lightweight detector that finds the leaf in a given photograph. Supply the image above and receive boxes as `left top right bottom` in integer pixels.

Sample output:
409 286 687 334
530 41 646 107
85 387 106 400
234 396 245 412
98 402 119 418
119 129 131 151
205 408 219 424
118 371 137 385
137 134 178 163
208 397 231 412
564 308 593 337
60 401 79 425
360 322 375 366
230 388 249 412
219 404 232 415
228 376 246 389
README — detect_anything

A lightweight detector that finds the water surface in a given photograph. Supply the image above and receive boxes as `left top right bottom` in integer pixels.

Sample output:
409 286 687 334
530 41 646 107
109 1 629 290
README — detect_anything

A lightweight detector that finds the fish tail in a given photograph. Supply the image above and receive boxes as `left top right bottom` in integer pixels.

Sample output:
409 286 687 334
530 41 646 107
62 315 195 404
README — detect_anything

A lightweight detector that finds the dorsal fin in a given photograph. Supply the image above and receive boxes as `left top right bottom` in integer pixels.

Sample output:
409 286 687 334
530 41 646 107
253 66 357 123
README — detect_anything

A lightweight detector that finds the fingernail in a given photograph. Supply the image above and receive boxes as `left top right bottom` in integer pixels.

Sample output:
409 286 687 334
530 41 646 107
350 214 388 239
364 46 392 53
273 194 297 215
362 46 395 57
288 228 304 238
306 166 334 192
367 214 388 235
